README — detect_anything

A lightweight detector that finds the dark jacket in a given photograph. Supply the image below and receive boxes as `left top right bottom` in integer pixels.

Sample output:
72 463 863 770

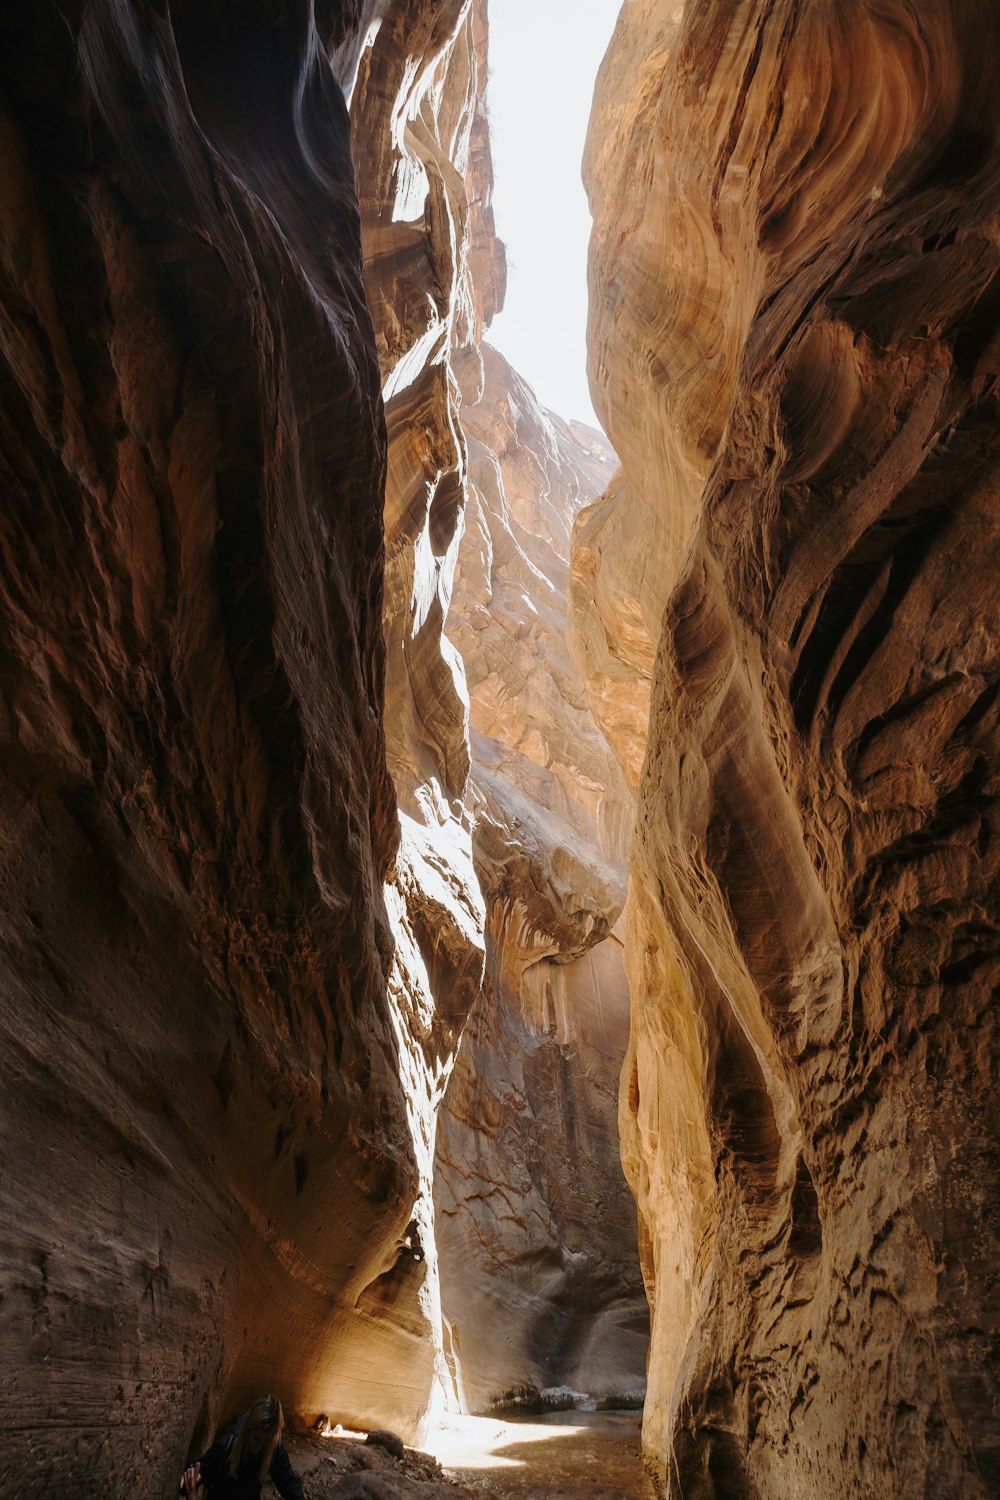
195 1424 304 1500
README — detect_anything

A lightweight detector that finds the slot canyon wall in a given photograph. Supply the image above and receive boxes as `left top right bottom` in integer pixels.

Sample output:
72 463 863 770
0 4 436 1494
344 0 500 1423
0 1 644 1495
350 0 646 1417
577 1 1000 1496
435 344 647 1411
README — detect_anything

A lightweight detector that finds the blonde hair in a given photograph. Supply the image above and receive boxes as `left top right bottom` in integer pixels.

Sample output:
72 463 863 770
228 1394 284 1481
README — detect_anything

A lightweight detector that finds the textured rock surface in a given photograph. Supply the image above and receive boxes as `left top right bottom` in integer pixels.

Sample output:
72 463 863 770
351 1 647 1424
283 1429 466 1500
347 0 501 1428
581 2 1000 1496
0 2 642 1494
0 2 479 1492
435 346 647 1411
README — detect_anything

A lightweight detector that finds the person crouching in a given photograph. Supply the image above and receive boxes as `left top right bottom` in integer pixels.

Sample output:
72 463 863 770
180 1394 304 1499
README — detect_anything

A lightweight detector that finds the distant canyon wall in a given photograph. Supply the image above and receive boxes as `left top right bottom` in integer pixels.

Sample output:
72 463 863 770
578 2 1000 1496
435 345 646 1411
351 0 646 1423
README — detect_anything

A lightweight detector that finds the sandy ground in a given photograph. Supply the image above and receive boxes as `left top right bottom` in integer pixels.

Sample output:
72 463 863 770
284 1412 655 1500
427 1412 655 1499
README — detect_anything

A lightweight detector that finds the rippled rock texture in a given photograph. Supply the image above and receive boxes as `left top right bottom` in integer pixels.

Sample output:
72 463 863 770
347 0 500 1427
0 1 645 1494
0 1 476 1492
434 346 646 1410
581 3 1000 1496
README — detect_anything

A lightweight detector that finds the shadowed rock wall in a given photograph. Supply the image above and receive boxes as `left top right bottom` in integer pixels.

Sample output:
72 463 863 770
0 1 642 1493
0 2 461 1492
578 2 1000 1496
435 346 647 1410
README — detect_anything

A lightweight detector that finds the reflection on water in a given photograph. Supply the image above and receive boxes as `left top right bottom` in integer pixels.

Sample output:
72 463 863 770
425 1410 658 1499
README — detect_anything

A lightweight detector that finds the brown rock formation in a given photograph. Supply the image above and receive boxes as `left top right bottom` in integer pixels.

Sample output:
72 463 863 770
348 0 499 1423
580 3 1000 1496
435 345 647 1411
351 1 647 1423
1 1 649 1490
0 2 464 1491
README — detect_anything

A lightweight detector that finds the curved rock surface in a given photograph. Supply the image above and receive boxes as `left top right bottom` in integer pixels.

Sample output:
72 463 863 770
581 3 1000 1496
348 0 500 1430
0 1 645 1494
0 0 496 1490
0 1 417 1491
434 345 647 1411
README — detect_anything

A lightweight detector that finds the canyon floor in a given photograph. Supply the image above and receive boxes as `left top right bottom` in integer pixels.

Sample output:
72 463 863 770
283 1413 654 1500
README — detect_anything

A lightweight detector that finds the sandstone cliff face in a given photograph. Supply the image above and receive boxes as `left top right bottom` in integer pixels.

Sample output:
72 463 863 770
351 4 647 1422
0 2 642 1492
433 345 647 1410
580 3 1000 1496
347 0 502 1427
0 3 463 1493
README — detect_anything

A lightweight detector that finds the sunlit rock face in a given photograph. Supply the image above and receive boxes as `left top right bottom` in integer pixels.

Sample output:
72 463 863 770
581 2 1000 1496
350 0 647 1423
0 2 467 1492
347 0 501 1429
434 345 648 1411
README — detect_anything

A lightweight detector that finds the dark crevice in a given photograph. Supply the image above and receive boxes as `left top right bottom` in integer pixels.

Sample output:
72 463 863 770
790 498 950 736
787 1154 822 1261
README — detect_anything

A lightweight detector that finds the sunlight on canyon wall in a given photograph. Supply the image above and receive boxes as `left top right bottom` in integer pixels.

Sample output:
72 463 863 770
0 6 642 1489
4 2 995 1497
577 2 1000 1495
347 0 497 1432
435 345 647 1411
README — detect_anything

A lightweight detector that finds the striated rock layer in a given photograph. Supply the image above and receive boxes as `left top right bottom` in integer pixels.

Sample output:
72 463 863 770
435 345 647 1411
0 0 645 1493
579 2 1000 1496
0 1 491 1492
346 0 501 1429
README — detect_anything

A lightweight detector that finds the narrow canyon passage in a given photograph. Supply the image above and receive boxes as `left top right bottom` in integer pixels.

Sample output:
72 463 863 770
0 3 997 1500
352 0 648 1434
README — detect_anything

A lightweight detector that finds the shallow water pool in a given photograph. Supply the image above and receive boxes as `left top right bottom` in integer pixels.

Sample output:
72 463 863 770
425 1409 657 1499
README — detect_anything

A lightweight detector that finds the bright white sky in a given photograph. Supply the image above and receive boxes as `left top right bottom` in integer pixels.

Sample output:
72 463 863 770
485 1 621 430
